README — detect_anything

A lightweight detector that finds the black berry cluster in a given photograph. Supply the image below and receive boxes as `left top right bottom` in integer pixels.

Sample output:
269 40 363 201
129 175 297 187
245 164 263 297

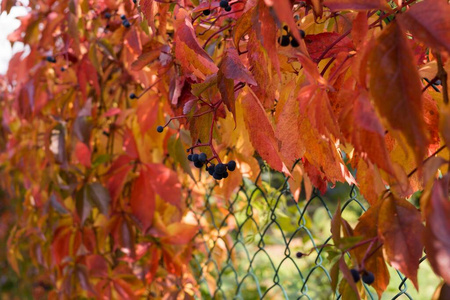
121 15 131 28
220 0 232 11
278 26 305 48
350 268 375 285
187 152 237 180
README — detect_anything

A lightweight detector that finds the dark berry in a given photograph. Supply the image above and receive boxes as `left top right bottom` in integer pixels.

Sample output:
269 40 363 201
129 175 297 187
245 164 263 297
283 25 289 32
220 0 229 8
296 252 303 258
192 154 199 162
46 56 56 63
350 269 360 283
104 12 111 19
60 67 66 72
435 79 442 85
194 161 204 169
129 93 137 99
133 0 137 3
187 154 193 161
199 152 207 163
208 164 215 175
222 171 229 178
291 38 299 48
362 271 374 285
122 20 131 28
121 14 127 20
278 35 290 47
227 160 236 171
224 5 232 12
215 163 226 174
203 9 211 16
299 29 306 39
213 172 223 180
156 126 164 133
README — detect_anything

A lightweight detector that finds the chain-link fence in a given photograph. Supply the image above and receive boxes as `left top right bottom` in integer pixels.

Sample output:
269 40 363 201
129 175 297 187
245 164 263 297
186 165 430 299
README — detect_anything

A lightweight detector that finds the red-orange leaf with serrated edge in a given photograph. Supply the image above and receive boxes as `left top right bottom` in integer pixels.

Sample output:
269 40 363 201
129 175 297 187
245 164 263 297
423 175 450 284
378 195 424 289
131 168 155 232
369 21 429 169
161 223 198 245
107 155 133 202
398 0 450 53
241 86 290 175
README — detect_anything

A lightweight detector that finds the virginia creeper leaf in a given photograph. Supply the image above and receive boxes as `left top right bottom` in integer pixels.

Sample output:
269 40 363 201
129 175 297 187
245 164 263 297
378 195 424 289
369 21 429 168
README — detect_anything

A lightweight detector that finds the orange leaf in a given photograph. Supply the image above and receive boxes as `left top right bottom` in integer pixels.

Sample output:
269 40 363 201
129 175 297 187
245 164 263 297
161 223 198 245
241 87 290 175
398 0 450 53
369 21 429 168
378 195 424 289
304 32 354 62
147 164 182 209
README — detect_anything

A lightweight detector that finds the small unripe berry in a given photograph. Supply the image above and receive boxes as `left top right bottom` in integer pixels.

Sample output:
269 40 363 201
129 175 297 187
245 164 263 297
350 269 360 283
362 271 374 285
156 126 164 133
227 160 236 171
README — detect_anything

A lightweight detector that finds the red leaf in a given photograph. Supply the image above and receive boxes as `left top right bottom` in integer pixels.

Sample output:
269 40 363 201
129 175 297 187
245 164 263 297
304 32 354 62
75 141 91 168
369 21 429 168
424 175 450 284
241 87 290 175
131 48 161 71
324 0 389 11
220 47 257 86
123 128 139 159
107 155 133 201
147 164 182 209
378 196 424 289
398 0 450 53
130 169 155 231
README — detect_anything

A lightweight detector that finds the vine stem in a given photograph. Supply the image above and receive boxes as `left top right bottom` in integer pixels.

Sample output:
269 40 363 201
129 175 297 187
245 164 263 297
203 24 232 49
407 144 447 178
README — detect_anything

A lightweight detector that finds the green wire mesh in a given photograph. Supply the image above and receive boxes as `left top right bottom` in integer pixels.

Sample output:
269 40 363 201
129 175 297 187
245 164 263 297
186 166 426 300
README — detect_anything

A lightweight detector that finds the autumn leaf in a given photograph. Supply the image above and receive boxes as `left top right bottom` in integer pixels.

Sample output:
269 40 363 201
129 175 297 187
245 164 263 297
130 168 155 231
240 86 290 175
305 32 354 62
324 0 389 11
423 175 450 284
378 195 424 289
369 21 429 168
398 0 450 53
